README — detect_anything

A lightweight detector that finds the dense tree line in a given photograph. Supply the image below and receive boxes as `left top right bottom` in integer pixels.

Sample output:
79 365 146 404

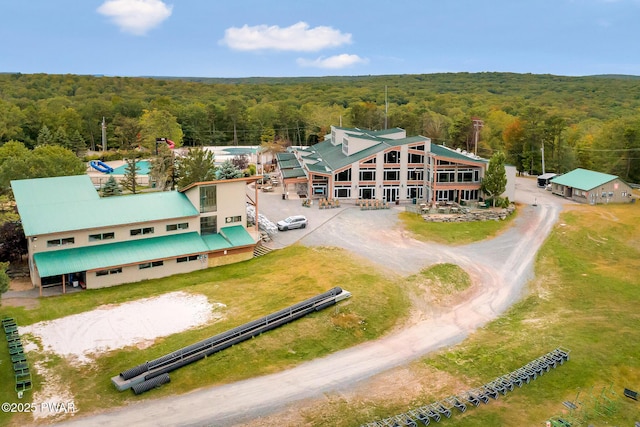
1 72 640 182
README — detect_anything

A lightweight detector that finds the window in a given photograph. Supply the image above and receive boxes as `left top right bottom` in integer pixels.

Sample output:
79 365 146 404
361 157 376 164
139 261 163 270
200 216 217 235
384 170 400 181
438 171 455 183
410 144 425 151
384 150 400 164
334 187 351 198
225 216 242 224
335 168 352 182
408 153 424 163
359 170 375 181
407 169 423 181
458 171 474 182
199 185 217 213
96 267 122 276
130 227 154 236
177 255 199 263
359 186 375 199
166 223 189 232
89 232 115 242
47 237 75 247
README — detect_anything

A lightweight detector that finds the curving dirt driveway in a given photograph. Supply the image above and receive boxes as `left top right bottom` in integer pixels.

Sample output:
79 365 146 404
61 178 569 427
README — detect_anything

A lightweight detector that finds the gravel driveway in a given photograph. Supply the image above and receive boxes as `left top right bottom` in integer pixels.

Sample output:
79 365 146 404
62 177 570 427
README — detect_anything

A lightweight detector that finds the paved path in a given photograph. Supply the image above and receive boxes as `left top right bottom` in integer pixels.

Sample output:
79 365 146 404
61 178 567 427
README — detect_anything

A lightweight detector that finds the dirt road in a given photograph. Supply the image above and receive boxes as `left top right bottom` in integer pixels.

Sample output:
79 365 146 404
61 178 567 427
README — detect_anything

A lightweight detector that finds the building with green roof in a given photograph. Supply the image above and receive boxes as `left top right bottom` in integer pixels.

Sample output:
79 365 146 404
11 175 261 294
550 168 633 204
275 126 514 204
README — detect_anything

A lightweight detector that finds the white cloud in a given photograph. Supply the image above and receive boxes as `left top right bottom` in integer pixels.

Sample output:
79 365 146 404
97 0 172 36
297 54 368 69
221 21 351 52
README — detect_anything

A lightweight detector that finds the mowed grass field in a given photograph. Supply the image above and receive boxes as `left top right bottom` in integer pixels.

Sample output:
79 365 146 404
0 246 409 426
317 202 639 426
2 200 639 426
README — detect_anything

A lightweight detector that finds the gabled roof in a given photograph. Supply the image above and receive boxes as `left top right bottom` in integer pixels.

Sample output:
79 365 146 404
33 232 209 277
550 168 620 191
11 175 199 236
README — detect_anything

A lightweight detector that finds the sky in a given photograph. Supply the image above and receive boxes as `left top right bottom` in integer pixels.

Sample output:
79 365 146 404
1 0 640 78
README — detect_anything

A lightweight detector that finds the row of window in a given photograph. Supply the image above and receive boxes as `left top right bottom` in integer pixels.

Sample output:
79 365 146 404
95 255 201 277
46 222 190 247
336 169 430 182
358 149 426 165
333 186 427 200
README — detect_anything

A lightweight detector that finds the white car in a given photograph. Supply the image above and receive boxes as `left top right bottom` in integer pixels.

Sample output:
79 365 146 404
277 215 308 231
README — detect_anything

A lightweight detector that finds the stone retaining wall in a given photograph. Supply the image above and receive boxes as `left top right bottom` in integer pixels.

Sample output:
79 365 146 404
422 205 516 222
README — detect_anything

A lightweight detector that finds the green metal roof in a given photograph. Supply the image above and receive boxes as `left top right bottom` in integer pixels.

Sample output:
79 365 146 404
220 225 255 246
11 175 199 236
278 159 301 169
201 234 232 251
34 232 209 277
550 168 619 191
282 168 307 179
12 175 99 207
276 152 297 161
430 145 488 163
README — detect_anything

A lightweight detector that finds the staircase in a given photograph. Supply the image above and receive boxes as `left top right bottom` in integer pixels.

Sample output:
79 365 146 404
253 242 273 257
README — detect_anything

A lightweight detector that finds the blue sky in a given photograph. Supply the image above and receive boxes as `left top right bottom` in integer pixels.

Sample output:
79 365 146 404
2 0 640 78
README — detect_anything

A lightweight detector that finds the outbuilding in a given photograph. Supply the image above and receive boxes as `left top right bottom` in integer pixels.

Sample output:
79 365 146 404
550 168 634 204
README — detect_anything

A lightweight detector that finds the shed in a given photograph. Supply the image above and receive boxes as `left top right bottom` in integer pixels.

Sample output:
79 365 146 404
537 173 557 188
550 168 633 204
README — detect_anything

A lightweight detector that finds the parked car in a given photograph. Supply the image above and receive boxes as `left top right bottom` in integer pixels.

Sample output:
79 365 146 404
277 215 308 231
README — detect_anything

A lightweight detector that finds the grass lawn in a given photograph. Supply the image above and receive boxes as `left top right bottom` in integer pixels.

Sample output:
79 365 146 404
325 202 640 426
0 246 409 426
399 205 517 245
2 200 639 426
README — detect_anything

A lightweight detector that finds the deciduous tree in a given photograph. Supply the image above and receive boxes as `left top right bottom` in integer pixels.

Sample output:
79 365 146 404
0 221 27 262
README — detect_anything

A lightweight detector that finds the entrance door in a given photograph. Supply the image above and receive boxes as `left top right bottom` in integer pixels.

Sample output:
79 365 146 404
384 187 399 202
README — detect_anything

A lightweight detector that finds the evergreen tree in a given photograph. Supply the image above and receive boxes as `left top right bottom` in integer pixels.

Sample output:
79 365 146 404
481 151 507 207
53 126 69 147
36 125 54 145
101 175 122 197
68 130 87 156
177 147 217 189
217 159 243 180
121 158 140 194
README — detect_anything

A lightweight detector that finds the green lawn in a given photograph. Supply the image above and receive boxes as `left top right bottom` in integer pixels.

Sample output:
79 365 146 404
324 203 640 426
0 246 409 426
2 201 639 426
399 206 517 245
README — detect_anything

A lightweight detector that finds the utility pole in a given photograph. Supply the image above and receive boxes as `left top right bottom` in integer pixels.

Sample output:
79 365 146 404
472 117 483 155
384 85 388 130
541 143 546 175
101 117 107 151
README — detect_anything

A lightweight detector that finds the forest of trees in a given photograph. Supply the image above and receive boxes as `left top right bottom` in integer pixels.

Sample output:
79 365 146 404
1 71 639 183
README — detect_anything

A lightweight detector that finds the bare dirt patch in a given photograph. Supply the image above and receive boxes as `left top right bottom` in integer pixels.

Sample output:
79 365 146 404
9 276 33 291
20 291 223 364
